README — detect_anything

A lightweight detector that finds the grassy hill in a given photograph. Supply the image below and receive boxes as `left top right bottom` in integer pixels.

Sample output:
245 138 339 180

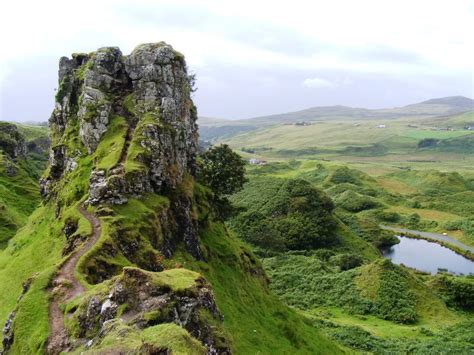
198 96 473 142
0 122 49 248
214 111 474 174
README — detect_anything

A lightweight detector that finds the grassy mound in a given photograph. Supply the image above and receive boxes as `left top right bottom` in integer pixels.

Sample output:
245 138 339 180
264 256 458 325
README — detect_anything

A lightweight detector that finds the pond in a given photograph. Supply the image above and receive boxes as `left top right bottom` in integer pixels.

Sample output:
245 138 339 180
382 236 474 275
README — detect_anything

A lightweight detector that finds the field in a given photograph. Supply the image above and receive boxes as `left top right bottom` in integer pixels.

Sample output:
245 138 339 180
198 109 473 175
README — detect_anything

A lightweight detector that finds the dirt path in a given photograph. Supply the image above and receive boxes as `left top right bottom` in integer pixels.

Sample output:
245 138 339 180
46 205 101 354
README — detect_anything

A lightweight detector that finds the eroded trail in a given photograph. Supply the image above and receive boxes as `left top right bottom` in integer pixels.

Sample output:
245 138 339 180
47 205 101 354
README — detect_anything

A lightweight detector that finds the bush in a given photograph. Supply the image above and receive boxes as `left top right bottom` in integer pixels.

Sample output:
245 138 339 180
418 138 439 148
331 253 363 271
403 213 420 228
335 190 379 212
374 210 401 223
444 218 474 238
326 167 361 185
434 275 474 311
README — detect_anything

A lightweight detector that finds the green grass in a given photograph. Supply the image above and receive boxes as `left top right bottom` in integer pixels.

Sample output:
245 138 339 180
0 121 49 246
14 123 49 141
94 115 127 171
306 309 474 353
77 181 344 354
0 139 94 353
0 205 65 353
73 322 206 354
0 155 42 247
237 157 474 248
217 114 474 173
402 130 472 140
124 113 158 172
174 222 344 354
262 253 469 349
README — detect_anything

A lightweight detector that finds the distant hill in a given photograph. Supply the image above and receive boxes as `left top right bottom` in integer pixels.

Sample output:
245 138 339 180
420 96 474 109
198 96 473 141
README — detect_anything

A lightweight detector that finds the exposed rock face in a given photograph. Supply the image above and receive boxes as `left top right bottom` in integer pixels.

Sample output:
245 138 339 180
0 123 27 160
72 268 229 353
41 43 198 205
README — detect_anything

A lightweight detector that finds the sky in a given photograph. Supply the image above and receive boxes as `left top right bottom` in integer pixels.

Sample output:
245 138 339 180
0 0 473 122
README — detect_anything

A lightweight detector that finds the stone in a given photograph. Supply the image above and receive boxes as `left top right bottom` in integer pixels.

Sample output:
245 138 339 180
100 299 118 324
0 123 27 160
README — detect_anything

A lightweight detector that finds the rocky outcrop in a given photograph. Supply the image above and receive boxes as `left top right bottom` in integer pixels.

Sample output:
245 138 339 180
40 145 78 199
0 123 27 160
71 268 229 354
42 42 198 205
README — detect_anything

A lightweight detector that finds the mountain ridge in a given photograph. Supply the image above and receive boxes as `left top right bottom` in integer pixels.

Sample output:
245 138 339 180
200 96 474 127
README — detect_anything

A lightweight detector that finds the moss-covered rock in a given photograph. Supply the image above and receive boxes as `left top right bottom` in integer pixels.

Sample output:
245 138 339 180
68 267 230 353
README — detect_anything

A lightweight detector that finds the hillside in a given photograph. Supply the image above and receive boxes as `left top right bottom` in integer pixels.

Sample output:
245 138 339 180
0 122 49 247
225 159 474 353
0 43 342 354
198 96 473 142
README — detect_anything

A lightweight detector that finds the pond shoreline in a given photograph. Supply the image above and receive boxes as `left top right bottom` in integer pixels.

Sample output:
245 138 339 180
380 225 474 262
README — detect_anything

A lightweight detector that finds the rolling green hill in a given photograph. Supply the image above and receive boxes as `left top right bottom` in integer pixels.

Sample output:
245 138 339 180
0 122 49 248
226 159 474 353
198 96 473 142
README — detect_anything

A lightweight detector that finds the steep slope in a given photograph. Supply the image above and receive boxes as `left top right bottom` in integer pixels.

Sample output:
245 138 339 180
0 43 342 354
0 122 49 247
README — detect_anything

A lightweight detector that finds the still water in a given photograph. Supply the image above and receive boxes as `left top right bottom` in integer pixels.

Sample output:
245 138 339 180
382 236 474 275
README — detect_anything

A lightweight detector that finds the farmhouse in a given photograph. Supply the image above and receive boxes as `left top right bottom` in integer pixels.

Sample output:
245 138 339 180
249 158 268 165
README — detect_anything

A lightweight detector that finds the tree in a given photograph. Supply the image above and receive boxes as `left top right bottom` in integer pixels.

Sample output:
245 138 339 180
200 144 247 198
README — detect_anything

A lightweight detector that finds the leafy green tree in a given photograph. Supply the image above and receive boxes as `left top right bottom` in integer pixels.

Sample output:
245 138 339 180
200 144 247 197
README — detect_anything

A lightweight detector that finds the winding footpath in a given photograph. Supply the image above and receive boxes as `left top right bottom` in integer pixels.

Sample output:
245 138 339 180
46 205 101 354
380 225 474 253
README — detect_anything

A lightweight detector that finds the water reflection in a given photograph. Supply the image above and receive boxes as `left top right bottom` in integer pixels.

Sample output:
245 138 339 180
382 236 474 275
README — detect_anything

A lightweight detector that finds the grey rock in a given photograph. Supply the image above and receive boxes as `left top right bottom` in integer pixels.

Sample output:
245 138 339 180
44 42 199 206
0 123 27 160
100 299 118 324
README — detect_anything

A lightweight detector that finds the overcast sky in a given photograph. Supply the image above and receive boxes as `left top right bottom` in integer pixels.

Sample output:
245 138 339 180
0 0 473 122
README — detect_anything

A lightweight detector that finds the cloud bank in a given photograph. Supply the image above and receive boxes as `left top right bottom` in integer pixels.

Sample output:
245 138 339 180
0 0 472 121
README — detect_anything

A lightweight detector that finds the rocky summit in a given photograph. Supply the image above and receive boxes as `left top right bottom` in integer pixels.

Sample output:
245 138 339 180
41 43 198 205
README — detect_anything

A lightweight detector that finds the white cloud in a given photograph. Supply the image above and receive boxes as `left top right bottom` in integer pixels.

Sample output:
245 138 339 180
302 77 336 89
302 76 354 89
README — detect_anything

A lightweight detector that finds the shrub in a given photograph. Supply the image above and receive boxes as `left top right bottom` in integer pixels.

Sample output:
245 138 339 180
434 275 474 311
331 253 363 271
335 190 379 212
